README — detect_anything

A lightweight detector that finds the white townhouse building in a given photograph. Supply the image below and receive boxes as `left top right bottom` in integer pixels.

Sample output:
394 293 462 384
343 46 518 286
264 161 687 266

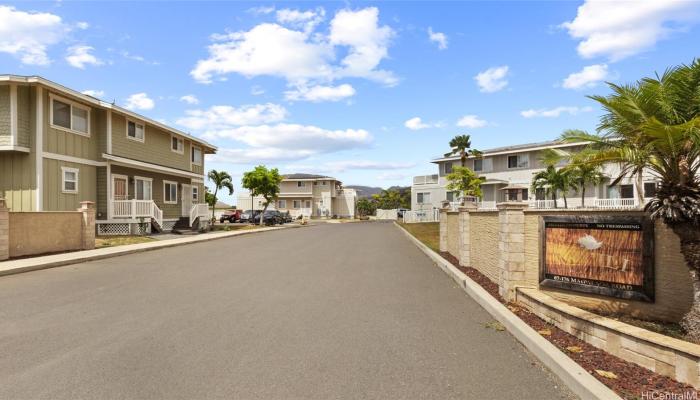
411 139 660 211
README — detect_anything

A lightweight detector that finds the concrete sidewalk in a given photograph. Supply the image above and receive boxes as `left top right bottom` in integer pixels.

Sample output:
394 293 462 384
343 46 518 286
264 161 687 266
0 225 299 277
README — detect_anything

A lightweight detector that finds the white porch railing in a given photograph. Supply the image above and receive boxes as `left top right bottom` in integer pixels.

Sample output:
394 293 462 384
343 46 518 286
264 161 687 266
593 198 638 209
402 209 440 223
413 174 439 185
189 203 209 227
528 197 641 210
112 199 163 228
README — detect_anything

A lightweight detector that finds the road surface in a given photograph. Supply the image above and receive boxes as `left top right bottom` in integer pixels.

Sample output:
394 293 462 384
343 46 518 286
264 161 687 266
0 222 574 399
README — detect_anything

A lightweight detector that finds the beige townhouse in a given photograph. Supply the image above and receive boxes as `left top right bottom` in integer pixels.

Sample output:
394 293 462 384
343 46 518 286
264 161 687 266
412 139 660 211
0 75 216 235
237 173 357 218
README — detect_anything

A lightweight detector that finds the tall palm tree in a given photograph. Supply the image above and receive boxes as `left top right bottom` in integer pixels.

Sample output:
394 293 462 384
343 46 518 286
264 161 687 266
445 134 482 167
563 149 606 207
531 165 570 208
207 169 234 222
566 59 700 338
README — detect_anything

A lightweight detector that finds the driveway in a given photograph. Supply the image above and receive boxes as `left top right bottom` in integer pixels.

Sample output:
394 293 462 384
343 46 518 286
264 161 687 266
0 222 575 399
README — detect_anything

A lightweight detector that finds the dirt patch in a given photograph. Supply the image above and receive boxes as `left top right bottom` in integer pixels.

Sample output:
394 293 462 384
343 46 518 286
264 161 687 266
439 251 697 399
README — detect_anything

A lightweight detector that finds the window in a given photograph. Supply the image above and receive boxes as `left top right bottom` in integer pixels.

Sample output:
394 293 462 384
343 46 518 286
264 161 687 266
321 181 327 186
134 177 153 200
164 181 178 204
620 184 634 199
61 167 79 193
446 191 460 202
417 192 431 204
191 146 202 165
473 159 483 172
293 200 301 208
644 182 658 198
278 200 287 208
171 136 184 154
192 186 199 202
507 154 529 169
50 95 90 136
443 162 453 174
297 181 306 188
304 200 311 208
127 119 145 142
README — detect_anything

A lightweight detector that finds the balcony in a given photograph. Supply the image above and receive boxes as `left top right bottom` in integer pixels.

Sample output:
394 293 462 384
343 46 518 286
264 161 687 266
413 174 439 185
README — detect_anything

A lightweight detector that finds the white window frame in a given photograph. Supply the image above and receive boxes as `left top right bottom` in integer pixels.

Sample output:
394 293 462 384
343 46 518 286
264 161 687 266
191 146 202 166
507 154 529 169
192 186 199 202
417 192 431 204
134 176 153 201
473 159 483 172
292 200 301 208
304 200 311 208
443 162 453 175
49 93 91 137
163 180 178 204
171 134 184 154
61 166 79 194
126 118 146 143
278 200 287 208
297 181 306 188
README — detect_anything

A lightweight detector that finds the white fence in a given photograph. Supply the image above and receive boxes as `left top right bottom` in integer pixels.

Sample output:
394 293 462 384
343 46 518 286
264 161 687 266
189 203 209 227
375 209 398 220
402 209 440 223
528 197 642 210
112 199 163 227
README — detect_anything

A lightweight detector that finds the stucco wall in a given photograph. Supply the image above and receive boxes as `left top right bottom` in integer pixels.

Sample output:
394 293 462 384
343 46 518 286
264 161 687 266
446 212 459 258
524 210 693 322
333 194 356 217
8 212 83 257
469 211 500 282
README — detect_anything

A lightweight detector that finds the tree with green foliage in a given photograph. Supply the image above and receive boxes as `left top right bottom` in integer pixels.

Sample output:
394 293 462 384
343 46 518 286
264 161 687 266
565 59 700 338
356 197 376 217
446 166 484 201
531 165 570 208
241 166 283 225
207 170 234 222
562 150 606 207
371 188 410 209
444 134 481 167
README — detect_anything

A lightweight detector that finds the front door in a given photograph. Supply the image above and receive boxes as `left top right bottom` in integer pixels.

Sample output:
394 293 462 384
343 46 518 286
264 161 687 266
113 175 128 200
181 184 192 216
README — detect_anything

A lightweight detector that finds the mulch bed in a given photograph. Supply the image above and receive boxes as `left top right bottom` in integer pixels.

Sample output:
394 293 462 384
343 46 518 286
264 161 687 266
439 251 698 399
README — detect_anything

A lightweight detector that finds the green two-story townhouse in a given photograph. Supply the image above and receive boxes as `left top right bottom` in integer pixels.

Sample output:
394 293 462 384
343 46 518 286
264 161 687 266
0 75 217 235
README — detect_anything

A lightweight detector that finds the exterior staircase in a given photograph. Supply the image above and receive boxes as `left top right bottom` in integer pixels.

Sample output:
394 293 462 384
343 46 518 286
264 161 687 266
171 217 201 235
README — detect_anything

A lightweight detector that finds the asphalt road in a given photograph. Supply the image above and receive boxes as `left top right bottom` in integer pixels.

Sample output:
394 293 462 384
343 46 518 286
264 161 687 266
0 222 575 400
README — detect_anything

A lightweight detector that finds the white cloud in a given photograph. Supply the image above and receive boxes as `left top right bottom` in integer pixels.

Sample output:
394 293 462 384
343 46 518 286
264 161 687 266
456 115 487 128
119 50 160 65
377 172 411 181
65 45 103 69
520 106 593 118
251 85 265 96
276 7 325 32
0 5 69 65
210 147 315 165
76 21 89 30
191 7 396 86
177 104 287 130
404 117 430 130
474 66 509 93
562 64 609 89
81 89 104 98
285 83 356 102
561 0 700 61
179 94 199 105
428 27 448 50
124 93 155 111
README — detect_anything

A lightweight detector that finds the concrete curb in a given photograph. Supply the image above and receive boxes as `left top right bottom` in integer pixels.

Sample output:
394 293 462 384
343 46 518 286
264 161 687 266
0 225 301 278
393 222 621 400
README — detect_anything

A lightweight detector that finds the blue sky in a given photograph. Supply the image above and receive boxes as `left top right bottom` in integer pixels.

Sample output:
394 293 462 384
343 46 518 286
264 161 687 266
2 1 699 205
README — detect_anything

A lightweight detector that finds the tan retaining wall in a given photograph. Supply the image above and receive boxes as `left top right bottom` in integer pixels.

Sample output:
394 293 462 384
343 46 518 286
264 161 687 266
446 212 459 257
0 199 95 260
469 211 499 282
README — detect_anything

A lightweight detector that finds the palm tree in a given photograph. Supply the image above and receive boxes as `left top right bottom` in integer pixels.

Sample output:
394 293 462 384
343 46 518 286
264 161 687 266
207 170 234 222
566 59 700 338
531 165 570 208
445 134 482 167
563 149 606 207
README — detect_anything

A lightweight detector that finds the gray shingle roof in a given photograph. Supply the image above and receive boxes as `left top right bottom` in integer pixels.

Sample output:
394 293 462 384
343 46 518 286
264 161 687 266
283 173 333 180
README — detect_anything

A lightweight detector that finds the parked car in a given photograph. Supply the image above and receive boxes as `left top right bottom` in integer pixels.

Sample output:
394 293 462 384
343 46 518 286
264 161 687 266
219 210 241 223
281 211 293 223
239 210 261 223
252 210 284 225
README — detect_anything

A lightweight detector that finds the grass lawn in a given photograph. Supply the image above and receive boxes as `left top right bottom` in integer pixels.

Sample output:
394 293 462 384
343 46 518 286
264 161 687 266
398 222 439 253
210 223 268 232
95 236 155 248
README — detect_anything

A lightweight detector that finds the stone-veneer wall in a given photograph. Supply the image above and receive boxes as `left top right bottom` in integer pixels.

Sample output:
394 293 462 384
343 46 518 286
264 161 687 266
469 211 499 282
446 212 459 258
